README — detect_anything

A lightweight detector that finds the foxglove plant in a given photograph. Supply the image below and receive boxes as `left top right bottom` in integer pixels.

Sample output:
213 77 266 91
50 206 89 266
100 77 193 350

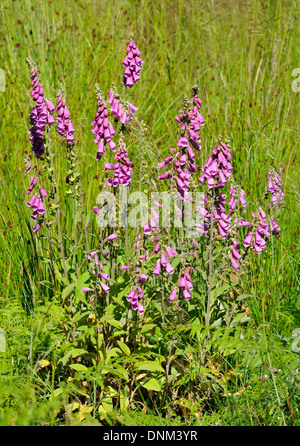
199 139 233 189
122 39 144 88
105 136 133 188
107 86 137 126
158 86 205 202
25 58 56 232
242 208 270 254
266 166 284 237
91 84 117 161
55 85 82 205
26 175 47 233
26 58 55 158
55 89 75 144
116 234 150 315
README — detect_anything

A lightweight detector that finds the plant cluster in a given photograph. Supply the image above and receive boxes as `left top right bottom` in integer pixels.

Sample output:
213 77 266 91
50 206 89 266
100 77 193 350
11 35 292 426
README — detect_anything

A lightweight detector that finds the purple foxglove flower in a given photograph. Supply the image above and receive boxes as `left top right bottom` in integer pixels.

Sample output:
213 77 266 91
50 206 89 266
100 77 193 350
26 60 55 158
185 280 193 290
157 157 172 169
168 287 177 303
120 265 131 270
158 171 170 180
106 139 133 188
151 208 159 221
270 219 280 236
99 272 110 281
239 190 247 207
166 246 177 258
82 287 94 293
149 217 157 229
243 231 253 248
105 163 115 170
37 199 45 215
99 281 110 293
183 288 191 300
180 276 187 288
232 247 242 260
259 208 266 220
230 256 239 271
192 239 199 249
143 224 152 234
153 243 160 254
177 136 189 148
153 260 161 277
257 225 270 238
165 262 174 274
106 233 118 241
267 168 284 208
160 252 167 266
45 99 55 113
39 187 47 197
92 87 117 160
88 250 99 259
137 302 144 315
55 91 75 143
122 40 144 88
32 222 42 233
218 224 229 239
239 219 252 227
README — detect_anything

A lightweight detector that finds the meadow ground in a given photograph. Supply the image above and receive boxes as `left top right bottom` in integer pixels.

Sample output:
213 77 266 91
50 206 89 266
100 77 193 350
0 0 299 427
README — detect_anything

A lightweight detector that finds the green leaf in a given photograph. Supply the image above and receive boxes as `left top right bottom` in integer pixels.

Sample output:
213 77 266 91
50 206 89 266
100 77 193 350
72 310 91 323
71 348 88 359
135 361 164 373
117 284 131 299
69 363 88 373
102 365 129 381
171 256 181 270
75 271 91 298
236 293 255 301
211 283 231 300
140 324 156 334
106 348 122 359
101 317 122 329
142 378 162 391
117 340 131 356
62 283 76 302
53 387 64 398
